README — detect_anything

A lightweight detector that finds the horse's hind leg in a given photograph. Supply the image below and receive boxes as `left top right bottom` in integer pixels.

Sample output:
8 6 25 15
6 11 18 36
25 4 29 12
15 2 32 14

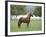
18 21 21 28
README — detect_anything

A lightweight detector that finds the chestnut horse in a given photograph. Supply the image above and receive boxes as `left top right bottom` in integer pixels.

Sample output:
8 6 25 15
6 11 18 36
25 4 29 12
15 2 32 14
18 13 33 28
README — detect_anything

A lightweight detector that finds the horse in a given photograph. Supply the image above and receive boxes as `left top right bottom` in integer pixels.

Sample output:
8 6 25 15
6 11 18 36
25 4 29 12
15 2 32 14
18 13 33 28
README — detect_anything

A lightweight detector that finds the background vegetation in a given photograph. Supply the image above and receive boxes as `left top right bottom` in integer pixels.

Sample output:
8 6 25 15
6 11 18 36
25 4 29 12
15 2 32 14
10 19 42 32
33 6 42 17
10 5 42 17
10 5 27 16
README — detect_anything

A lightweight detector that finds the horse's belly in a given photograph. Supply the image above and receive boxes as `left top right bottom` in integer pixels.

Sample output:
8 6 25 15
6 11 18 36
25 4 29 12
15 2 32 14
21 19 30 23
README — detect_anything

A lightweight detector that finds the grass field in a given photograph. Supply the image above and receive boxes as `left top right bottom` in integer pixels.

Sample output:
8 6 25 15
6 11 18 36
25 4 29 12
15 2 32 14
10 19 42 32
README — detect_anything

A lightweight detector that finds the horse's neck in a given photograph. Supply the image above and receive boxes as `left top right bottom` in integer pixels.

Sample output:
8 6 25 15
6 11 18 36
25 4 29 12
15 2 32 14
27 15 31 19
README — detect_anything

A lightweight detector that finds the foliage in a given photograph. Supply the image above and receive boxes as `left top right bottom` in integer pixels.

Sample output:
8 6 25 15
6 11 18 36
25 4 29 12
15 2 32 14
10 5 42 17
33 6 42 17
10 5 26 16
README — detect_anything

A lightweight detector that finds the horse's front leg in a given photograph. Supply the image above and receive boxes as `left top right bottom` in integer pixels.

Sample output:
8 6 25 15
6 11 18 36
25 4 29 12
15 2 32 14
27 22 29 28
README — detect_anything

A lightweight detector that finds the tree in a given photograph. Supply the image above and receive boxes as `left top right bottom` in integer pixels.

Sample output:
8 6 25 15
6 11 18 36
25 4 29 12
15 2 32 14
10 5 26 16
33 6 42 17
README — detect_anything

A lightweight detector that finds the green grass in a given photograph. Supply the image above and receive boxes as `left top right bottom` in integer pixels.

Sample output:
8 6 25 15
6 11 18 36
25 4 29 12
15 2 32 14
10 19 42 32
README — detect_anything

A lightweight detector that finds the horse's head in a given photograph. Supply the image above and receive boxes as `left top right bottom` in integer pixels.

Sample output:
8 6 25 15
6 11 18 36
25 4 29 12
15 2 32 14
28 13 33 17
